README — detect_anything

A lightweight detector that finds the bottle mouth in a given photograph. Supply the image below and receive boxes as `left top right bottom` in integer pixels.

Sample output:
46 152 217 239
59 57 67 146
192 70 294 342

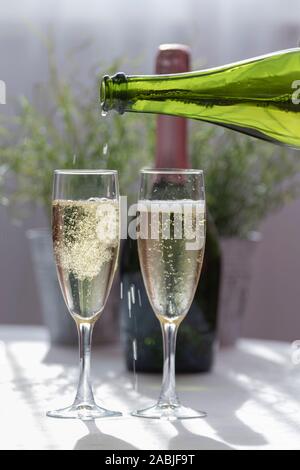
100 73 128 115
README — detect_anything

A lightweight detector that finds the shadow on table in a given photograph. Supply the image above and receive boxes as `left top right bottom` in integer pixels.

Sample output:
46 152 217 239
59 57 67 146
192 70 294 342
123 375 268 449
74 421 138 450
167 421 233 450
114 349 295 449
40 342 298 449
72 419 232 451
41 344 124 400
170 344 299 448
43 344 77 367
205 346 300 448
203 372 267 448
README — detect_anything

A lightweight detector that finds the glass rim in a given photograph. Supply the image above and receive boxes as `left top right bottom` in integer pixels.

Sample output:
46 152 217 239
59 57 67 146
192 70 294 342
140 168 203 175
54 169 118 175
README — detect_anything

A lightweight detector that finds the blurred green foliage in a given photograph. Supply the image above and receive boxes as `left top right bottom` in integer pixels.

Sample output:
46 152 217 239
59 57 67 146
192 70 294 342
190 123 300 237
0 40 154 219
0 39 299 236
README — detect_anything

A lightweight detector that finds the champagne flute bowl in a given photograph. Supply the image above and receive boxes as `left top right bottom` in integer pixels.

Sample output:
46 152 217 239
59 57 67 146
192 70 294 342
47 169 121 420
133 169 207 420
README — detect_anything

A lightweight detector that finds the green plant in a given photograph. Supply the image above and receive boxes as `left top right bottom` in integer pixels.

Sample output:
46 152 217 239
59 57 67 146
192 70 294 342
190 123 300 237
0 41 154 219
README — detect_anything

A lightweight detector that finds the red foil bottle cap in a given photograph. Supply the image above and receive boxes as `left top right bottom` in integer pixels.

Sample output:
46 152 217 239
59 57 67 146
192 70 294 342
155 44 191 74
155 44 191 169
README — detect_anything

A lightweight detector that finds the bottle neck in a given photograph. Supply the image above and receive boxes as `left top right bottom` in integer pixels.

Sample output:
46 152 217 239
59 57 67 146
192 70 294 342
100 48 300 148
100 73 189 166
100 71 201 115
101 73 129 114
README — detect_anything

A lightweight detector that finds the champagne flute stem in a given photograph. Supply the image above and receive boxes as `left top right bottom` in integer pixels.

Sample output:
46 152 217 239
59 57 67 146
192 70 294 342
158 322 180 406
74 322 95 406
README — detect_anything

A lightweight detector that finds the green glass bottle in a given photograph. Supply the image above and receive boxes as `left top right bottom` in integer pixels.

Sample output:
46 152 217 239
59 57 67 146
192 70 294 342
101 48 300 148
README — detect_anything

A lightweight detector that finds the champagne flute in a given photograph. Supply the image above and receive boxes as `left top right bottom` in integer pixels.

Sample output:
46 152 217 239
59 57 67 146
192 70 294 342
47 169 121 420
133 169 206 419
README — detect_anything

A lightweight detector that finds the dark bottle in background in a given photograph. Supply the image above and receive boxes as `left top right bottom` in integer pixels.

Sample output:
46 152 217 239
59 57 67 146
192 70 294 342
120 44 222 373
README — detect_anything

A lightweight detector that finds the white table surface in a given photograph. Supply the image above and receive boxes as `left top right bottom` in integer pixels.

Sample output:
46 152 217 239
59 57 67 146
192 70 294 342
0 325 300 450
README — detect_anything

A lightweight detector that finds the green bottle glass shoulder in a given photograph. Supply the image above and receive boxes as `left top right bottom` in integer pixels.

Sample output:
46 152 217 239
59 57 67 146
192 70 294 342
101 48 300 148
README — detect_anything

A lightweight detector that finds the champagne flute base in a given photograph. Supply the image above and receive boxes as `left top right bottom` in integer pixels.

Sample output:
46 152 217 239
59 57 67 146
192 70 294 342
132 403 206 420
47 403 122 421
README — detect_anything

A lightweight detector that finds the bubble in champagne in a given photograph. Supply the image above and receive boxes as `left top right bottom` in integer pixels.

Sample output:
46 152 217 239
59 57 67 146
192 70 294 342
127 290 132 318
137 289 142 307
132 339 138 392
101 110 107 117
130 284 136 305
132 339 138 361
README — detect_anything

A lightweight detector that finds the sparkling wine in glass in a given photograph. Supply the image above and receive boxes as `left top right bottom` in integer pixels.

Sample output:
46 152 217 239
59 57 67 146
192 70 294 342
47 169 121 420
133 169 206 419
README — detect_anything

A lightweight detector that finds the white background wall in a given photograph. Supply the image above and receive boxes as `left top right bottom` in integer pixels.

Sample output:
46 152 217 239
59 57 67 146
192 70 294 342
0 0 300 340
